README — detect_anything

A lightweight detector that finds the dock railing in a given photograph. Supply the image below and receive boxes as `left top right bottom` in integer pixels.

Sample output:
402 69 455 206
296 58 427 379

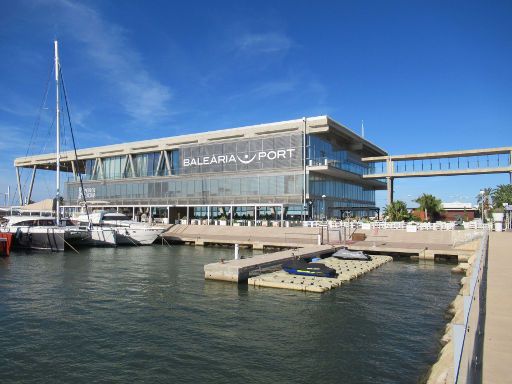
303 220 493 231
452 231 488 383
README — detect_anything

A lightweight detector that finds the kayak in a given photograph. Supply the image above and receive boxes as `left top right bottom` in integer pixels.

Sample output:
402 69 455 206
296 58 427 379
282 259 337 278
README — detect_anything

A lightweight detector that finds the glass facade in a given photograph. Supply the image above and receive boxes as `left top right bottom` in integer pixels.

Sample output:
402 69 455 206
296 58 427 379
308 173 375 219
83 150 179 180
308 135 372 175
66 171 304 205
64 131 380 219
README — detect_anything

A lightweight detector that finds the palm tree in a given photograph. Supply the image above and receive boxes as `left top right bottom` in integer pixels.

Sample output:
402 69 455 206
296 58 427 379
491 184 512 209
383 200 410 221
414 194 443 222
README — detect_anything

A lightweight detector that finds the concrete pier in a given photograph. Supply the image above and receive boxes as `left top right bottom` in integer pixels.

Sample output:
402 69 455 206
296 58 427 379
346 229 479 262
165 224 321 248
204 245 338 282
165 225 479 261
426 231 512 383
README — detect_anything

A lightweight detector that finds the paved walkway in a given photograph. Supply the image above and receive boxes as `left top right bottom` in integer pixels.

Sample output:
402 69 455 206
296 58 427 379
482 232 512 383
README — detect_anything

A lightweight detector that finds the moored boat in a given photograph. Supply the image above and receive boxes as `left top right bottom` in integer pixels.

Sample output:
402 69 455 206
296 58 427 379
0 215 117 251
0 232 13 256
74 211 167 245
282 259 337 278
331 247 372 261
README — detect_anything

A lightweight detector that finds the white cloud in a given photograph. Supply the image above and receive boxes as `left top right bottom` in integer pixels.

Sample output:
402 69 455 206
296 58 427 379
234 32 292 55
43 0 172 122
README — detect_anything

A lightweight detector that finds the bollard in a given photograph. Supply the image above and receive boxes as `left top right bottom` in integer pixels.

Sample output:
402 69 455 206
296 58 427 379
234 243 240 260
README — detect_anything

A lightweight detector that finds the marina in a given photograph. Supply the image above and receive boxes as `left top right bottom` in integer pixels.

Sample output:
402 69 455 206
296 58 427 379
1 5 511 381
0 245 461 384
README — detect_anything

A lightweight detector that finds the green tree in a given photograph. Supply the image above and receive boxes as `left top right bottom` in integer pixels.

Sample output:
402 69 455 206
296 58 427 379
414 193 443 222
383 200 410 221
492 184 512 209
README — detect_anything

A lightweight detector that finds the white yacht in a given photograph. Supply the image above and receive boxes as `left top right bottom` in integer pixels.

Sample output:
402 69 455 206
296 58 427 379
0 215 116 251
74 211 167 245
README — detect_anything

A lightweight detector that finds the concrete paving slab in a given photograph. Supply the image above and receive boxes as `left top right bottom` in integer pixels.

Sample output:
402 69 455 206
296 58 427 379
482 232 512 384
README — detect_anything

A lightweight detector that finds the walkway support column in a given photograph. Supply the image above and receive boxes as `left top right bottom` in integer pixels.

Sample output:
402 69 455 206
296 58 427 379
386 157 394 205
386 177 394 205
509 150 512 184
71 160 77 181
27 165 37 204
15 167 23 205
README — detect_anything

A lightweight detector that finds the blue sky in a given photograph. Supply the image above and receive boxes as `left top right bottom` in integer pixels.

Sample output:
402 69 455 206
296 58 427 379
1 0 511 207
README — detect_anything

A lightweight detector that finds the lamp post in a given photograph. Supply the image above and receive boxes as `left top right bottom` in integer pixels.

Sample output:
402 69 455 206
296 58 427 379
308 200 313 220
321 194 326 221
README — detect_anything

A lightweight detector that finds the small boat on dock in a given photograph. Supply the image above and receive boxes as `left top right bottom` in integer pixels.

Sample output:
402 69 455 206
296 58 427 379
282 259 337 278
331 247 372 261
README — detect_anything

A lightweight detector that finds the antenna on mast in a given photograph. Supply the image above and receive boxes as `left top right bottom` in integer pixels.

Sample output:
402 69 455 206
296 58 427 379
361 120 365 138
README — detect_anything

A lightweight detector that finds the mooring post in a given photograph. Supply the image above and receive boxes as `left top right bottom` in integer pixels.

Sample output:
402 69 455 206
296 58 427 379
234 243 240 260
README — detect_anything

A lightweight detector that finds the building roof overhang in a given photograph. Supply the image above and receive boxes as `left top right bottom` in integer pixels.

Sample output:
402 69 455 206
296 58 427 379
14 116 388 170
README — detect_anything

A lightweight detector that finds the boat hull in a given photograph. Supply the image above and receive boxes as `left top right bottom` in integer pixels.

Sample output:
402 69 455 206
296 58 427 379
0 233 14 256
67 228 117 247
113 227 163 245
6 227 66 252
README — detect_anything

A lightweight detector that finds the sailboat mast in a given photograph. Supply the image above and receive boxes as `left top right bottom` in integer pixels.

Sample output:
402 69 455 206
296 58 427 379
55 40 61 225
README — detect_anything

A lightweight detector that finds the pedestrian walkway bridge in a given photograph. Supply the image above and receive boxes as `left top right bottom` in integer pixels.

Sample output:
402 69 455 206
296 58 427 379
362 146 512 178
361 146 512 203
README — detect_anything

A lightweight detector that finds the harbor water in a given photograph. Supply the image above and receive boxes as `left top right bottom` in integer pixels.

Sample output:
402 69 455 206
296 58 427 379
0 245 459 383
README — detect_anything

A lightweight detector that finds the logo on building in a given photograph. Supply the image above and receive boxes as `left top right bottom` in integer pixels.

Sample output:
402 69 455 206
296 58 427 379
183 148 296 167
78 187 96 200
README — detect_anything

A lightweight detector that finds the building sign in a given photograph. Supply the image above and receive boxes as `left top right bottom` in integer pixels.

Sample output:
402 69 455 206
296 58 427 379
183 148 296 167
180 133 303 174
78 187 96 200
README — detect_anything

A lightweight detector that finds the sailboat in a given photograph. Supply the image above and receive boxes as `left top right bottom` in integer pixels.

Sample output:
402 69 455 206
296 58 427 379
0 41 116 250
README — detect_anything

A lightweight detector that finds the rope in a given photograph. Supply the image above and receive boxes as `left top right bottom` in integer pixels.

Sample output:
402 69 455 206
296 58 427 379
59 68 91 225
53 231 80 254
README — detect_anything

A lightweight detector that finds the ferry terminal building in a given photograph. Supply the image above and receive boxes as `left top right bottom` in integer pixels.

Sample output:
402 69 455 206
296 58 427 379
14 116 387 224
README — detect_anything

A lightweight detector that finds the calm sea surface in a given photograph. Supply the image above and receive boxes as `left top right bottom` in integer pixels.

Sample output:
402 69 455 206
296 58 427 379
0 245 459 383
